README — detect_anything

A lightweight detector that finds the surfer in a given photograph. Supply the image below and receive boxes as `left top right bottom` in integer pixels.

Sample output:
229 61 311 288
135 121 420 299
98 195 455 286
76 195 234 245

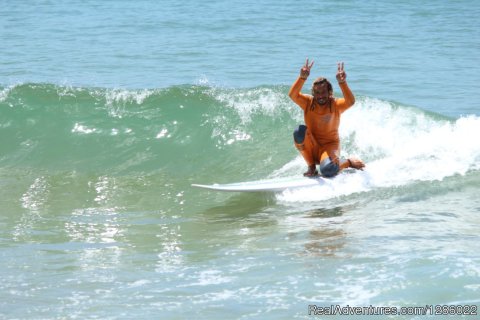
288 59 365 177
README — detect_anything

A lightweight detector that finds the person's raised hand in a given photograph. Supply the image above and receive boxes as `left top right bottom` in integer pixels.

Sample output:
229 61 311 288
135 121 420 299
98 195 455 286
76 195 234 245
336 62 347 84
300 58 314 79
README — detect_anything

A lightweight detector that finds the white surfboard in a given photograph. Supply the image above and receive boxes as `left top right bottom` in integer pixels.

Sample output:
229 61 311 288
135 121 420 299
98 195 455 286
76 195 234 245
191 176 326 192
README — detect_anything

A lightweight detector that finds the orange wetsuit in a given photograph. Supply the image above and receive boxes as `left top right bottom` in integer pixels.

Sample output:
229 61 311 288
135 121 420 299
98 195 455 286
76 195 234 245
288 76 355 168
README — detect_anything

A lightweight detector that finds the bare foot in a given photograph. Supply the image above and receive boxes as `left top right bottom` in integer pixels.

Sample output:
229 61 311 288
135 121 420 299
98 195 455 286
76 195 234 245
303 165 319 177
348 158 365 170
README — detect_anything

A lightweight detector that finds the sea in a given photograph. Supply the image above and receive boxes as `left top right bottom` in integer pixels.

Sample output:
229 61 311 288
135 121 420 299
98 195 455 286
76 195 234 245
1 1 480 319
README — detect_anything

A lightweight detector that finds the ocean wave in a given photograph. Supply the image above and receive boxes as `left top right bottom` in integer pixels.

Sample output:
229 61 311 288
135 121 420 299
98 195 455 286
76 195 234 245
1 83 479 196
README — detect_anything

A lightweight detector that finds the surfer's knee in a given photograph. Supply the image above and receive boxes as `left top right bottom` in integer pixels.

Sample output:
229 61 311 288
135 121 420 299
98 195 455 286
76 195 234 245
320 158 340 178
293 125 307 144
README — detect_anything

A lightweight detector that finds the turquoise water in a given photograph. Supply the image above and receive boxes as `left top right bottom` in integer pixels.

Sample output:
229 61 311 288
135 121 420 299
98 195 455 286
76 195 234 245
1 1 480 319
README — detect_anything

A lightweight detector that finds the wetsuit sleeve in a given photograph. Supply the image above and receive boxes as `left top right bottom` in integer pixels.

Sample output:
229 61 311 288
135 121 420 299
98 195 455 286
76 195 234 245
335 82 355 113
288 77 311 111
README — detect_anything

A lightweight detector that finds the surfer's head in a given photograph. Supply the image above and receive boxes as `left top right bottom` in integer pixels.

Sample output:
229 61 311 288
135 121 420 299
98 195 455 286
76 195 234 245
311 77 333 106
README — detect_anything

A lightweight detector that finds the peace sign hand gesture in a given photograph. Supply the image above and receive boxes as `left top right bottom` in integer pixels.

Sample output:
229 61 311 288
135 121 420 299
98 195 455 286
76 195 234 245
336 62 347 84
300 58 314 80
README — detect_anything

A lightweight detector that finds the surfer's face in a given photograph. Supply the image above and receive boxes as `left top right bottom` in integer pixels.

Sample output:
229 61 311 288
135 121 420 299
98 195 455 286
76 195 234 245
312 83 330 106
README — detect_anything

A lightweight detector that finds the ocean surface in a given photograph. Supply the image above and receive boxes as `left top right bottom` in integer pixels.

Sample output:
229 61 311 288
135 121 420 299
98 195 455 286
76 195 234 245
1 1 480 319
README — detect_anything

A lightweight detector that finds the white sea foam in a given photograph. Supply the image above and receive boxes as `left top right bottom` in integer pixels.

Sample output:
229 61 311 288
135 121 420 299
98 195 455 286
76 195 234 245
214 87 292 123
0 84 17 103
104 88 155 118
71 122 97 134
105 88 154 106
